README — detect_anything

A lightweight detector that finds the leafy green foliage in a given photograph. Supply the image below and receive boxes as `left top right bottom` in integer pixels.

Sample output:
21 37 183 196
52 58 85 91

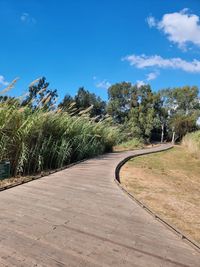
58 94 74 111
108 83 165 141
127 85 162 141
107 82 133 123
1 76 199 179
160 86 200 140
75 87 106 118
60 87 106 119
107 83 200 142
161 86 200 115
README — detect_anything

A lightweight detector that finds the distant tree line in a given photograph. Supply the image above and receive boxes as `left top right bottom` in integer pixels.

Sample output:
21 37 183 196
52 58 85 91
106 82 200 142
2 77 200 143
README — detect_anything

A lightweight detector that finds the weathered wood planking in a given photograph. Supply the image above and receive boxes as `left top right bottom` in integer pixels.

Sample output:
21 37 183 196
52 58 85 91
0 145 199 266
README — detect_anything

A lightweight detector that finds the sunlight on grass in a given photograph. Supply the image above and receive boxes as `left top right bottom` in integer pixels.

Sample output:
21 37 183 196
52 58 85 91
121 146 200 243
114 138 144 151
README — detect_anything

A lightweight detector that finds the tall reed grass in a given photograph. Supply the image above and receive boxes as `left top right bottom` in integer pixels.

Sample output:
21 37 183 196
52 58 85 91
0 100 119 176
182 131 200 158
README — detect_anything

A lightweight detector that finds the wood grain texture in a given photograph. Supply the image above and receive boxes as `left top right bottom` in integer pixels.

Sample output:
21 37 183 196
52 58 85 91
0 145 199 267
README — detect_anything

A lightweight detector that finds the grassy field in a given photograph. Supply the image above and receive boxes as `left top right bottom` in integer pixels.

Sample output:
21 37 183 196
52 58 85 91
114 138 144 151
120 146 200 243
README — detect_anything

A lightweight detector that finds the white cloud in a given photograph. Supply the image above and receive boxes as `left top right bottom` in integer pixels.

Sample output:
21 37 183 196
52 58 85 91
0 75 9 87
136 80 146 88
20 13 36 24
146 71 159 81
96 80 111 89
147 9 200 50
123 53 200 73
146 16 156 28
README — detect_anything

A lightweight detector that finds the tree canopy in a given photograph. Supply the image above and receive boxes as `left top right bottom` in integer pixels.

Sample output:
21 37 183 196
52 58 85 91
2 77 199 143
160 86 200 140
107 83 200 142
22 77 58 110
60 87 106 119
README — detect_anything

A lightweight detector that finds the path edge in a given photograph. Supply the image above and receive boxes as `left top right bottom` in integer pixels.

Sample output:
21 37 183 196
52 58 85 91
0 158 89 193
114 145 200 253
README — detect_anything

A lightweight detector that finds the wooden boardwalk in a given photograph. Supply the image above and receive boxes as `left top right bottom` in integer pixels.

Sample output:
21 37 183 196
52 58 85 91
0 145 199 267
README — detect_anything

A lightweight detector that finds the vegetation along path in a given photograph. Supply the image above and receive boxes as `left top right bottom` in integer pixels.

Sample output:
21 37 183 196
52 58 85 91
0 144 199 267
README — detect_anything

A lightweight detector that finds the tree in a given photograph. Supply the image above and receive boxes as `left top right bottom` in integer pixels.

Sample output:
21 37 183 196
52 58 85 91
170 114 198 141
0 96 10 102
127 85 163 141
0 96 20 106
107 82 133 123
160 86 200 141
58 94 74 111
161 86 199 114
74 87 106 118
151 92 168 142
22 77 58 110
107 83 167 141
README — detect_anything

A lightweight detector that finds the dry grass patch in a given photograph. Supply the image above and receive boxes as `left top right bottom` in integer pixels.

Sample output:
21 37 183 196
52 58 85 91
0 176 32 189
120 146 200 244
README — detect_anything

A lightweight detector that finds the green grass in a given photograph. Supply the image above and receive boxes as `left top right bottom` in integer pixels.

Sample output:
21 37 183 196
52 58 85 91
114 138 144 151
0 101 119 176
129 146 200 174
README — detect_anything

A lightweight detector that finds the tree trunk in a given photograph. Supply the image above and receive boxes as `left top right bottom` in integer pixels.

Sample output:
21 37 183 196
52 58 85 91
172 131 175 144
161 124 164 143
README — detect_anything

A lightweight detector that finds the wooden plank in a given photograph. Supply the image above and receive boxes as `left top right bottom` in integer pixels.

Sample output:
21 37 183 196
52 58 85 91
0 145 199 266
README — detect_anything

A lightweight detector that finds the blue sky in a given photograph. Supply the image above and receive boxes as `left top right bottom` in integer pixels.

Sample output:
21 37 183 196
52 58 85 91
0 0 200 101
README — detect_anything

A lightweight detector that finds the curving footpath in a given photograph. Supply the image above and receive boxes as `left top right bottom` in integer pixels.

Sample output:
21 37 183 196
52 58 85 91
0 144 199 267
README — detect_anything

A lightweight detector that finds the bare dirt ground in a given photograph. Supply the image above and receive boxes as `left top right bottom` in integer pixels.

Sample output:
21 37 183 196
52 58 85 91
120 146 200 244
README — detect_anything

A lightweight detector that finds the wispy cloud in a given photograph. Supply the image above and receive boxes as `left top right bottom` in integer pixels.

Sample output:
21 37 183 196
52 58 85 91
146 71 159 81
147 9 200 50
20 13 36 24
146 16 156 28
93 76 111 89
95 79 111 89
123 53 200 73
0 75 9 87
